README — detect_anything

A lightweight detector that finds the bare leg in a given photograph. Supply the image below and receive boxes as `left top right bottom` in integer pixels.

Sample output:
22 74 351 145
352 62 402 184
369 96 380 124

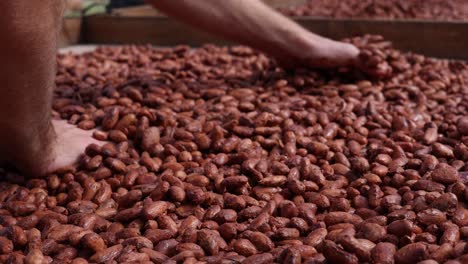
0 1 102 177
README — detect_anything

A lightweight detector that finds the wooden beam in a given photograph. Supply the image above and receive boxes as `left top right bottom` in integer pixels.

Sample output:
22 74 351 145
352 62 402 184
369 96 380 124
82 16 468 60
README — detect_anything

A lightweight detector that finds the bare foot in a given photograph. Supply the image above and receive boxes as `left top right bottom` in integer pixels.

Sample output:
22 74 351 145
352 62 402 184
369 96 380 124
43 120 105 174
13 120 105 177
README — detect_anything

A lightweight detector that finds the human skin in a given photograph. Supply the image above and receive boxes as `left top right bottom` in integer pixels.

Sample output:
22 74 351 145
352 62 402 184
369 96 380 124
0 0 358 177
0 0 103 176
147 0 360 68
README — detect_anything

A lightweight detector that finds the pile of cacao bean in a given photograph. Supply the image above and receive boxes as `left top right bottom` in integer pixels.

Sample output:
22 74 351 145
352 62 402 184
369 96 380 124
0 35 467 264
279 0 468 21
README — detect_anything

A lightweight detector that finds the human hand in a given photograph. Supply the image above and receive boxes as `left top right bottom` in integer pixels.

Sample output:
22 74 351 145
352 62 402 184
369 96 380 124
302 38 360 68
355 47 393 79
276 33 360 69
276 34 394 79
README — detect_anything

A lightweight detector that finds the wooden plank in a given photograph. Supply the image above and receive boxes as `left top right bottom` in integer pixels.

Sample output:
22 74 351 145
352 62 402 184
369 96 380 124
82 16 468 60
82 16 231 45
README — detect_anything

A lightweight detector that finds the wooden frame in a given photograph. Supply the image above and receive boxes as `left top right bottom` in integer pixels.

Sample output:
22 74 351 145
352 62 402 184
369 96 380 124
80 15 468 60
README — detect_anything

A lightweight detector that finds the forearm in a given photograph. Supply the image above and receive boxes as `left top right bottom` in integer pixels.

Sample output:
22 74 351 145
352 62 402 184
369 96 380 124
0 1 62 162
147 0 316 59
